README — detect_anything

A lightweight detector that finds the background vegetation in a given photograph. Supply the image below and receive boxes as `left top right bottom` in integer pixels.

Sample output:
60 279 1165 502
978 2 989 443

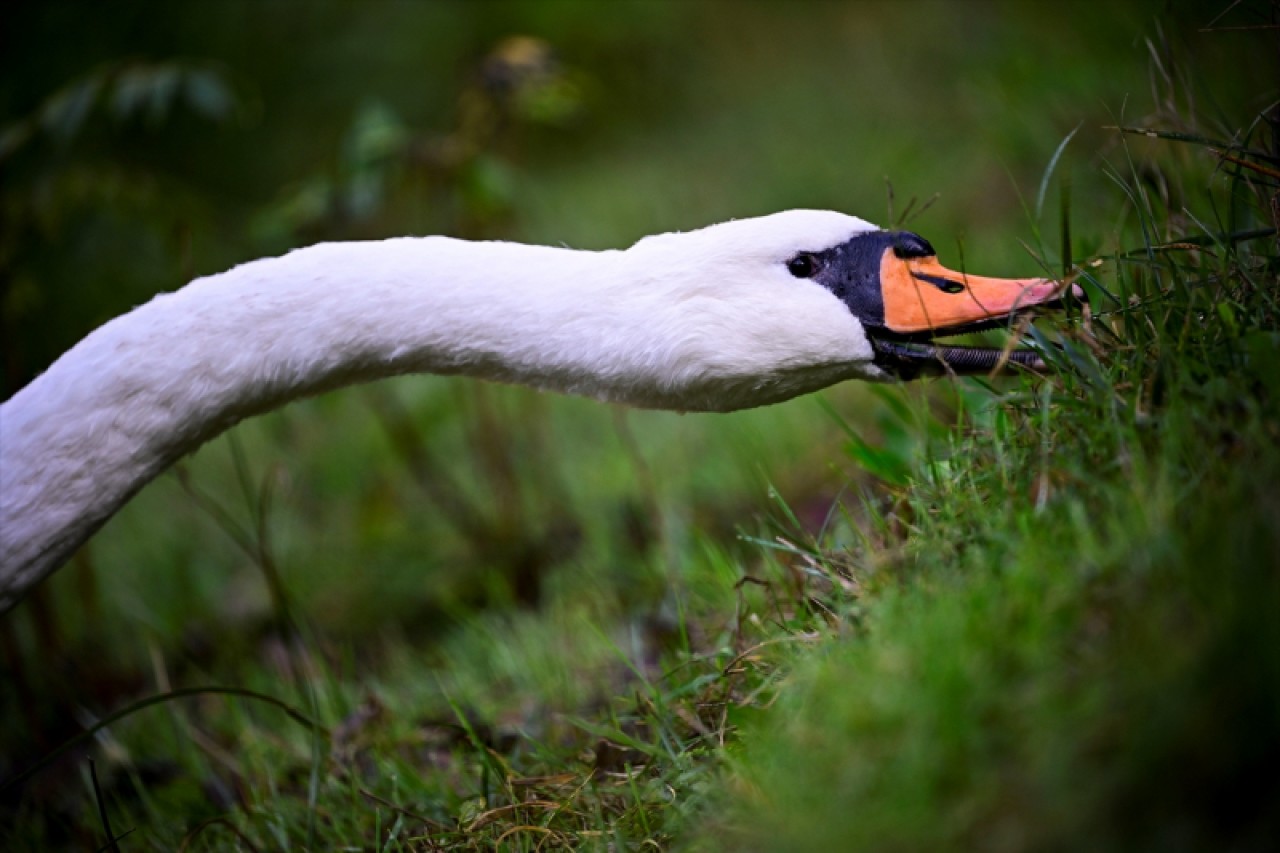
2 1 1277 849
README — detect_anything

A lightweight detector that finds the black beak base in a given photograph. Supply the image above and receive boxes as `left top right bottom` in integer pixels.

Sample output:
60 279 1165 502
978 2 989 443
870 337 1046 380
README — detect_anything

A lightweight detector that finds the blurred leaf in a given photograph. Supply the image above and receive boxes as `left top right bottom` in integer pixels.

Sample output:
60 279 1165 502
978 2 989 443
1216 300 1239 336
514 75 584 125
0 121 33 162
144 65 181 123
182 69 236 120
1026 322 1071 374
338 103 408 221
39 77 101 142
1059 337 1109 389
1 60 241 172
1077 267 1121 307
111 65 155 120
343 102 407 170
461 154 516 219
844 429 912 486
1244 330 1280 399
251 177 333 246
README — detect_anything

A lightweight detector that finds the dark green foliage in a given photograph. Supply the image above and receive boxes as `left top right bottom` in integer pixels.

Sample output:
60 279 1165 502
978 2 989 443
708 42 1280 848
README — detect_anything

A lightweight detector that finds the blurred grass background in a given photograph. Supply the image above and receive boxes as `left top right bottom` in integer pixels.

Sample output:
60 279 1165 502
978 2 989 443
1 0 1277 849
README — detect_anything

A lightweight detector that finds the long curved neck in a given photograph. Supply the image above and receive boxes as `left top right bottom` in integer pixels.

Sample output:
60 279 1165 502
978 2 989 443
0 235 868 608
0 239 597 606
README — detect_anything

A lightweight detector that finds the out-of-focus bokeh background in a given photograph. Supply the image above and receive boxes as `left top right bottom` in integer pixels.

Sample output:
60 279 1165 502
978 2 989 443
2 1 1276 849
3 0 1172 640
7 0 1204 385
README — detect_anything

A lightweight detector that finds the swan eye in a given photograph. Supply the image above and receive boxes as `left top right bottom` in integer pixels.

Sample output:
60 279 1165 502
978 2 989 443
786 254 819 278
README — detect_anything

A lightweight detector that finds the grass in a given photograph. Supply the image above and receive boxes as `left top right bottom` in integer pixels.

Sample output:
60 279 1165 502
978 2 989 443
700 83 1280 849
3 2 1279 850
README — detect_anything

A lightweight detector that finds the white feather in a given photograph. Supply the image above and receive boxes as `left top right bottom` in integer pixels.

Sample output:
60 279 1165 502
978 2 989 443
0 209 885 608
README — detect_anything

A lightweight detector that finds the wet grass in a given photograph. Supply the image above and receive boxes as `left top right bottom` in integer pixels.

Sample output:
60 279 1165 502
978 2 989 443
700 57 1280 849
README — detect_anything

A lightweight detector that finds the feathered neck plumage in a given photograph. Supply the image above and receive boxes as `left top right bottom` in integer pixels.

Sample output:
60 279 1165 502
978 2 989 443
0 228 872 608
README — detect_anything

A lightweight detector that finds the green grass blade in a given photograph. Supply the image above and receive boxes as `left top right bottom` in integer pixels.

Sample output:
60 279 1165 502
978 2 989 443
2 686 326 796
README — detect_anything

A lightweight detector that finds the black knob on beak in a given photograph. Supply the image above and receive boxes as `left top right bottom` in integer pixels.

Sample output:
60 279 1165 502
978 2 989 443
891 231 937 259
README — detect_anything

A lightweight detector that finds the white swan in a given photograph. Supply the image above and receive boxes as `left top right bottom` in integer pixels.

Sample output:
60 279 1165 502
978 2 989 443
0 210 1066 609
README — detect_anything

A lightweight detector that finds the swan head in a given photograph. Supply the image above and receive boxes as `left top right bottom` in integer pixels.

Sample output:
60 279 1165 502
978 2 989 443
628 210 1071 404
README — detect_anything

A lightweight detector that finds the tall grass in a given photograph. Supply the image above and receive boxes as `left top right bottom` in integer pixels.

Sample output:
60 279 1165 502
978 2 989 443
700 40 1280 851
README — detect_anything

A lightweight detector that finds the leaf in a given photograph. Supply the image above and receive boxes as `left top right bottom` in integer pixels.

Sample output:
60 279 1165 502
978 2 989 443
183 69 236 120
144 66 181 123
39 77 102 142
563 716 663 759
1216 301 1239 336
461 154 516 218
1036 123 1081 221
1243 331 1280 400
843 428 912 486
343 102 407 169
111 66 153 119
0 121 33 161
250 177 333 246
1025 322 1069 373
1058 338 1108 389
1077 268 1121 307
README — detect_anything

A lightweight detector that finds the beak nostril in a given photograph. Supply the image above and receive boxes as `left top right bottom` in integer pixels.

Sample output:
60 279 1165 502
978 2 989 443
912 271 966 294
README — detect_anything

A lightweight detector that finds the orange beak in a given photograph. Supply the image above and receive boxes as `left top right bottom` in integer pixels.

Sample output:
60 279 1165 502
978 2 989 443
879 250 1068 336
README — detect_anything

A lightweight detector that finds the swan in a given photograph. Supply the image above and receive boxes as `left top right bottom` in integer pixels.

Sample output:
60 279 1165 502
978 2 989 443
0 209 1068 610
